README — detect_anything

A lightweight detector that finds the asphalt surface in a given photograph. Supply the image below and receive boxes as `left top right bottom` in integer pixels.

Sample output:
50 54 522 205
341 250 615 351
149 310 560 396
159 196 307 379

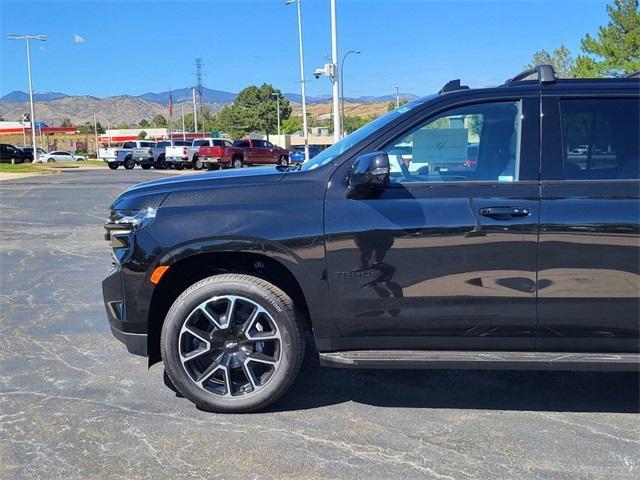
1 169 639 480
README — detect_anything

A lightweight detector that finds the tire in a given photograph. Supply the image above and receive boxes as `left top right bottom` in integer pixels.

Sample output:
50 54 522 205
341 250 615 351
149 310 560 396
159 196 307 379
155 156 166 169
278 155 289 167
161 274 305 413
47 157 55 163
141 164 152 170
124 157 135 170
192 156 203 170
232 157 243 169
175 163 184 170
108 163 118 170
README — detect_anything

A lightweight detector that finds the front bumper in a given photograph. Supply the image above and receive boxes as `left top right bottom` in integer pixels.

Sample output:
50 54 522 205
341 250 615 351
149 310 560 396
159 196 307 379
102 266 148 357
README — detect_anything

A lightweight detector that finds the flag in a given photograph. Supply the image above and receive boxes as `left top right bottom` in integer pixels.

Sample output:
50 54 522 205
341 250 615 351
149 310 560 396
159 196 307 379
168 91 173 118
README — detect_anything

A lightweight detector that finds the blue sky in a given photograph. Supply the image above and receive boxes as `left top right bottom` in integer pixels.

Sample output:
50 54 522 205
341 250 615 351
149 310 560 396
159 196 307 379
0 0 609 99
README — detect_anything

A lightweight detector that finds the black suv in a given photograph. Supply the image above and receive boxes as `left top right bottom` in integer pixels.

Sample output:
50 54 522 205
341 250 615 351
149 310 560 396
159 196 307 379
102 66 640 413
0 144 33 163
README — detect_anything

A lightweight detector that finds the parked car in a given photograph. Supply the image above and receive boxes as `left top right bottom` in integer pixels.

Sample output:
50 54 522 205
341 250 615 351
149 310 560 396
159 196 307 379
102 65 640 413
165 138 221 170
155 140 191 169
0 144 32 163
110 140 156 170
231 138 290 166
198 139 242 169
38 151 86 163
20 147 46 160
289 145 324 163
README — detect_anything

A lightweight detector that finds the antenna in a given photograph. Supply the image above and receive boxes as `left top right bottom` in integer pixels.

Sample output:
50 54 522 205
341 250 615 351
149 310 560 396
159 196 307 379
193 58 206 131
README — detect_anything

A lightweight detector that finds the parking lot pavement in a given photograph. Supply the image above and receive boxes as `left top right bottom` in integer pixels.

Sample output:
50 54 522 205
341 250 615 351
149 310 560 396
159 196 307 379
0 169 638 480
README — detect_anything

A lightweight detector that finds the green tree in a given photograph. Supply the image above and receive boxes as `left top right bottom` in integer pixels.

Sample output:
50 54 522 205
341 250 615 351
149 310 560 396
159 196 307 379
574 0 640 76
138 130 148 139
525 44 575 77
115 123 130 129
61 117 73 127
282 117 301 134
343 115 375 134
138 119 150 128
213 84 292 138
152 114 167 127
387 98 408 112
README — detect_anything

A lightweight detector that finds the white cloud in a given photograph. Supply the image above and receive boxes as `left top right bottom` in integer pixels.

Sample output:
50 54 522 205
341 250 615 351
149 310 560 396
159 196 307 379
73 34 86 44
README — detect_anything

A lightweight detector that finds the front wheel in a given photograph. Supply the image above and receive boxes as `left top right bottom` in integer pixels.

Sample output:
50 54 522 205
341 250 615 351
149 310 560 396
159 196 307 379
161 274 305 413
108 163 118 170
192 156 203 170
155 156 166 169
278 155 289 167
232 157 243 169
124 157 135 170
47 157 55 163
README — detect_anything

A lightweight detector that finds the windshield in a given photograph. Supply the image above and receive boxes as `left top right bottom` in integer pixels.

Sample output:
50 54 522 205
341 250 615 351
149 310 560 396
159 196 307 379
299 99 426 171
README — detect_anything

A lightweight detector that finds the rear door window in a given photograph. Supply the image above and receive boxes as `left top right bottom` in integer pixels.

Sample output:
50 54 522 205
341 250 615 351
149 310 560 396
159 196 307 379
560 98 640 180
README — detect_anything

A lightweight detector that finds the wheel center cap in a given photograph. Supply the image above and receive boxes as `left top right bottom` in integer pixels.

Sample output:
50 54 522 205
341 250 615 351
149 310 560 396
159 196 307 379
224 340 239 352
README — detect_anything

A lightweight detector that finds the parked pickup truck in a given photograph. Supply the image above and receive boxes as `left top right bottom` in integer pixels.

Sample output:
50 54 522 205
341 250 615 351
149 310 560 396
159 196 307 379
197 139 243 169
132 142 164 169
109 140 157 170
165 138 221 170
231 138 290 166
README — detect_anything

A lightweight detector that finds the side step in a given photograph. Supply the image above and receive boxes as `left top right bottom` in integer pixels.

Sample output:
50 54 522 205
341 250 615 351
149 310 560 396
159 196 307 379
319 350 640 372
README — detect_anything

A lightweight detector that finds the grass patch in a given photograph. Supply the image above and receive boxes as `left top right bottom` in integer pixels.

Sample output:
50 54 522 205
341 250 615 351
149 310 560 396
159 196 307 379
54 160 106 167
0 163 47 173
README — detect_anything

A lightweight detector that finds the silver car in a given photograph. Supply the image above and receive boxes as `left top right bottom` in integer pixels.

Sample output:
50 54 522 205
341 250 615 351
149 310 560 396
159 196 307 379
39 151 86 163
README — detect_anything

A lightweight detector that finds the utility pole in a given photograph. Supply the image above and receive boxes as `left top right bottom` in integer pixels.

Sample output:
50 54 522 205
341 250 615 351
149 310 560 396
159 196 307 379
394 86 400 108
340 49 360 138
93 112 99 160
7 33 47 162
330 0 341 143
194 58 205 133
181 104 186 141
192 88 198 134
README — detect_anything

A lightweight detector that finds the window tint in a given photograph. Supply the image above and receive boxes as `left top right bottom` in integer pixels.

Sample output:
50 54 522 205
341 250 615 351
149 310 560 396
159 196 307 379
560 98 640 180
122 142 136 149
383 101 522 184
252 140 264 148
233 140 250 148
192 140 209 146
224 140 232 147
264 141 274 148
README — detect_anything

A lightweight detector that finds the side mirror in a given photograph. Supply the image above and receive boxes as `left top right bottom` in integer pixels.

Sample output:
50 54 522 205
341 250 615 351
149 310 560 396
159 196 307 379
349 151 390 191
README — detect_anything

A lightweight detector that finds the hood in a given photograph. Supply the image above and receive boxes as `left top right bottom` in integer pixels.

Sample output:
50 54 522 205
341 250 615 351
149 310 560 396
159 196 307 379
111 166 287 210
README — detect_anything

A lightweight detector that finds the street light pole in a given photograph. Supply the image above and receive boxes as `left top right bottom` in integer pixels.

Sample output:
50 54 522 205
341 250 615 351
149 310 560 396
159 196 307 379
285 0 309 161
93 112 99 160
340 49 360 138
394 85 400 108
330 0 341 143
7 33 47 162
192 88 198 134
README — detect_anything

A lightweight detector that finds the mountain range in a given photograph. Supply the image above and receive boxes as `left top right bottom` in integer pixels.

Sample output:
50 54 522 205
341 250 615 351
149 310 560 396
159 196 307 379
0 87 418 126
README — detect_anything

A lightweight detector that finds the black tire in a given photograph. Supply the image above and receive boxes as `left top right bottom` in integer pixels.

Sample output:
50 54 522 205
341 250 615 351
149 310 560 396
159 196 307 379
161 274 305 413
278 155 289 167
124 157 135 170
108 163 118 170
192 156 203 170
232 156 243 169
47 157 55 163
155 155 166 169
141 164 152 170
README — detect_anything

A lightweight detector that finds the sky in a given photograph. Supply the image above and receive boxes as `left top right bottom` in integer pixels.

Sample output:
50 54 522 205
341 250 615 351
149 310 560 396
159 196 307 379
0 0 610 99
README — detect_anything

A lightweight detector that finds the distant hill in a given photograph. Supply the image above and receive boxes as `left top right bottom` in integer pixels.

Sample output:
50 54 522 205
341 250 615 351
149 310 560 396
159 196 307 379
0 87 419 126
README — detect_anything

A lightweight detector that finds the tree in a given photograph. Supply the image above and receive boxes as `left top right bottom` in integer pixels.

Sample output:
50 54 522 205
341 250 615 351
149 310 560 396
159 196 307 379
343 115 375 134
115 123 130 129
574 0 640 76
525 44 575 77
61 117 73 127
138 130 148 139
387 99 408 112
152 114 167 127
138 119 150 128
282 117 301 134
213 84 292 138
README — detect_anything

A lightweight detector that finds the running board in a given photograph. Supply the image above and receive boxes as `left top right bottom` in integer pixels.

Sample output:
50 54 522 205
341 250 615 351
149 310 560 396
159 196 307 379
319 350 640 372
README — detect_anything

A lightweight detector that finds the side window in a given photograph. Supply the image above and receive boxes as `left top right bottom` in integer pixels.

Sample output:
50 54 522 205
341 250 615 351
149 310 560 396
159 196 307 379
264 141 274 148
560 98 639 180
383 101 522 184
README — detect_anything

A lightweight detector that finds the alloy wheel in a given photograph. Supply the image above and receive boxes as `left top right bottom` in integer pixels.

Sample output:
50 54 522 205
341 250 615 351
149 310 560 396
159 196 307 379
178 295 281 397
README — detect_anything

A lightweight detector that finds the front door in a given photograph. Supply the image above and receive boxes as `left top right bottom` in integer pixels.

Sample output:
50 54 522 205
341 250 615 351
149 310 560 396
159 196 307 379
324 97 541 351
538 94 640 352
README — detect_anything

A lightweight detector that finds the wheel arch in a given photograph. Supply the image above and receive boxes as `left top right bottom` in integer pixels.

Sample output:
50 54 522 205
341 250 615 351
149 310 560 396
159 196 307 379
146 246 312 366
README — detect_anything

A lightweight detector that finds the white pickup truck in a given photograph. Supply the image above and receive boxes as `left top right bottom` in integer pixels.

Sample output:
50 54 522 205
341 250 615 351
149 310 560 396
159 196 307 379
106 140 157 170
165 138 220 170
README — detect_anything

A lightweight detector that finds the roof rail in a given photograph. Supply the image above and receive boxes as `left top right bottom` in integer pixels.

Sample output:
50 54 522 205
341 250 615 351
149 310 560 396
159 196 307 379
439 79 470 94
624 70 640 78
506 64 557 85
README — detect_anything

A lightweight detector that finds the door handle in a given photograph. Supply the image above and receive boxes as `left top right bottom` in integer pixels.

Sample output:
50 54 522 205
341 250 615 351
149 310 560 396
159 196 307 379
479 206 530 219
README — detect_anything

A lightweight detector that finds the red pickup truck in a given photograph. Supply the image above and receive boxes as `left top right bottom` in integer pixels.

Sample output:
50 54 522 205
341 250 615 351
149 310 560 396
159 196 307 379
199 138 291 169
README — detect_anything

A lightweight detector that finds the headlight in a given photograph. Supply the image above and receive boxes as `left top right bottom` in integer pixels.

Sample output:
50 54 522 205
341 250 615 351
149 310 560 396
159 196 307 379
104 207 157 244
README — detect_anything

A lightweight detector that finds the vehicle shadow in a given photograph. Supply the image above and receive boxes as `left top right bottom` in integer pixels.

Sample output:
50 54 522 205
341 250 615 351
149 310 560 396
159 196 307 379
270 339 640 414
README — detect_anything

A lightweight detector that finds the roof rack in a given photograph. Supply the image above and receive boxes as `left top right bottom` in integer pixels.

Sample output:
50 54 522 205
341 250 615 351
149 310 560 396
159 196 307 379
624 70 640 78
439 79 470 94
505 64 557 85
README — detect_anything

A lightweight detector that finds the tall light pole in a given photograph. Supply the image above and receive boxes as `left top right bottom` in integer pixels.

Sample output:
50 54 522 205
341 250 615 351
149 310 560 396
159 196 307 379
394 85 400 108
270 93 281 138
329 0 341 143
285 0 309 161
340 49 360 138
7 33 47 162
192 88 198 134
93 112 99 160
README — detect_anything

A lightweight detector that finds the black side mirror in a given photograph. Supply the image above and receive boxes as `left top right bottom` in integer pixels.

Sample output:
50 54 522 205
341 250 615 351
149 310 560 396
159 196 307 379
349 151 390 192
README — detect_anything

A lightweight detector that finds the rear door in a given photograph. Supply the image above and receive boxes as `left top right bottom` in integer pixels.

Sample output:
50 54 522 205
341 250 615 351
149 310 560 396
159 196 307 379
324 94 542 351
538 90 640 352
